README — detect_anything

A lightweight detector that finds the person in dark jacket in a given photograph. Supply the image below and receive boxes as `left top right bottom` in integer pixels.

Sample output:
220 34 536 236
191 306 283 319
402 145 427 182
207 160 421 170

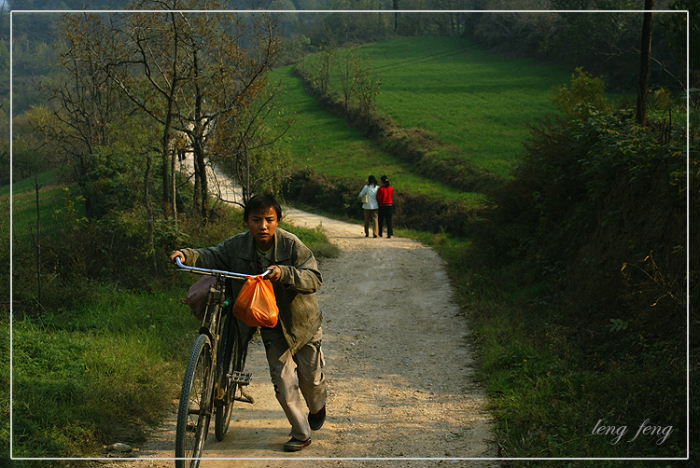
376 175 394 238
170 194 326 452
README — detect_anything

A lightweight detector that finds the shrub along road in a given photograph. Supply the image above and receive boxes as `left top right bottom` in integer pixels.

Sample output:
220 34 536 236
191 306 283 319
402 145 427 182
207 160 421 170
107 165 497 467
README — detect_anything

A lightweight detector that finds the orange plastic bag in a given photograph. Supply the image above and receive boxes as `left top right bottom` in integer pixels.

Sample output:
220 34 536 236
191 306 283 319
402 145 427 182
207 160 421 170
233 276 279 328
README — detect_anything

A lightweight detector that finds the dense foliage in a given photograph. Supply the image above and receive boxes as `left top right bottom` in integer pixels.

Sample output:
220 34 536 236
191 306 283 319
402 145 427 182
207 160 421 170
491 72 687 331
463 70 693 460
0 6 328 461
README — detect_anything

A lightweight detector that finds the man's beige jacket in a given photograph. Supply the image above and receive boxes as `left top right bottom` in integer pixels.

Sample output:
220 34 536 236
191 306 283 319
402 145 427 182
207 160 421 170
181 228 322 355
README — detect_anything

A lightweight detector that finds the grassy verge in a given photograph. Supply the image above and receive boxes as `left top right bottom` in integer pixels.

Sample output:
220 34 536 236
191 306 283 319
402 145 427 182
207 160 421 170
408 230 687 465
6 285 198 460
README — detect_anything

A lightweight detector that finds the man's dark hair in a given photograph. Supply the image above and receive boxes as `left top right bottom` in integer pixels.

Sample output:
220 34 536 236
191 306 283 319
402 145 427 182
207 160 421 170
244 194 283 221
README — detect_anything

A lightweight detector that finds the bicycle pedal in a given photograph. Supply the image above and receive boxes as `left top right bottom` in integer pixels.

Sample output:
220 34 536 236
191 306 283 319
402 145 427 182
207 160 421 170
228 371 253 386
234 389 255 404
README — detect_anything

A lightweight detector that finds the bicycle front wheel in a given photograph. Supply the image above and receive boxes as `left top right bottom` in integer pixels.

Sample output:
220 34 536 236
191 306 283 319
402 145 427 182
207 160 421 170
175 334 213 468
214 317 248 441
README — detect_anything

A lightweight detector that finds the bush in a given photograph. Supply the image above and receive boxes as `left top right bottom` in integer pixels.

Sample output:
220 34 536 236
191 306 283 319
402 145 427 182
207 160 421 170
463 75 691 458
552 67 611 119
483 102 687 368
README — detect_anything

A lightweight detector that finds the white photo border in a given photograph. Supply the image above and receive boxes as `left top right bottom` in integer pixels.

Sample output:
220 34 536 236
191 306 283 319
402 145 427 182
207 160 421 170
7 6 692 462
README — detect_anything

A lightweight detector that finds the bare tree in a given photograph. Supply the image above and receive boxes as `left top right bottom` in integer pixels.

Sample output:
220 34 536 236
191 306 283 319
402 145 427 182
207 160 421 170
94 3 192 222
317 47 334 96
339 47 358 113
54 4 281 222
50 14 126 218
636 0 655 125
209 82 292 204
170 10 281 218
353 53 381 119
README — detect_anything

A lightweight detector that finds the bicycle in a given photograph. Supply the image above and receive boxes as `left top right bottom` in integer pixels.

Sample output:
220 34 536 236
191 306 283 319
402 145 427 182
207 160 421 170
174 257 270 468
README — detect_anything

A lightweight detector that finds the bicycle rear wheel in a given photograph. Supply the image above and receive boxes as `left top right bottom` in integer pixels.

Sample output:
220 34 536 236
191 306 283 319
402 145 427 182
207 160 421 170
175 334 213 468
214 317 248 440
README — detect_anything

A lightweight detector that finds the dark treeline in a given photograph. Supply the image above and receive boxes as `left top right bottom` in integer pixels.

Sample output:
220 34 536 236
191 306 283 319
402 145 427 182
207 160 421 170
462 0 696 92
4 0 696 118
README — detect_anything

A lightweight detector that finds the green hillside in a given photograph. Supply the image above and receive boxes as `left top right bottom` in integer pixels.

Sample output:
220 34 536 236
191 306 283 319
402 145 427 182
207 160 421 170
305 36 571 179
269 66 485 206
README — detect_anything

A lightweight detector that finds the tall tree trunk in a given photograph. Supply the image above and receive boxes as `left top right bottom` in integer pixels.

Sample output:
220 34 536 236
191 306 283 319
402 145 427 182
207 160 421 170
193 150 201 213
34 175 41 304
171 148 178 229
192 47 209 219
161 130 171 217
163 10 181 219
160 95 175 218
191 127 208 219
144 155 158 273
195 139 209 219
393 0 399 33
636 0 655 126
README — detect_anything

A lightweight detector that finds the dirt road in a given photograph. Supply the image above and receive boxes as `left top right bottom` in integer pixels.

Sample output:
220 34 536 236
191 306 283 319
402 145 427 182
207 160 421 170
106 164 497 467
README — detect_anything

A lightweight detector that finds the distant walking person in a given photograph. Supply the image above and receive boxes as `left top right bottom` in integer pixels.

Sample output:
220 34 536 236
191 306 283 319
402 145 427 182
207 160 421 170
358 175 379 238
377 175 394 238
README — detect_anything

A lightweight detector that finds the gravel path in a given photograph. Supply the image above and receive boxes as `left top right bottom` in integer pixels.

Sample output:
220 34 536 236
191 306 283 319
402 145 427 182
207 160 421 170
98 163 497 468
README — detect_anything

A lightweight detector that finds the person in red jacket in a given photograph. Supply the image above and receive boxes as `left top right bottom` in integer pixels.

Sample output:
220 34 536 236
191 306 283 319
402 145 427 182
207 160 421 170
376 175 394 238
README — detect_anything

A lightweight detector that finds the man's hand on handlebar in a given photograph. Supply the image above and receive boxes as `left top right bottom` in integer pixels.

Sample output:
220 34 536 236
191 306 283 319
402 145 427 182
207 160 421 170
170 250 186 264
267 265 282 282
171 250 279 281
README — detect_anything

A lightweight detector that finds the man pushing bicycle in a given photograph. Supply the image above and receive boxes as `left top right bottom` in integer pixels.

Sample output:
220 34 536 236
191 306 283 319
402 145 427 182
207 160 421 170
170 194 327 452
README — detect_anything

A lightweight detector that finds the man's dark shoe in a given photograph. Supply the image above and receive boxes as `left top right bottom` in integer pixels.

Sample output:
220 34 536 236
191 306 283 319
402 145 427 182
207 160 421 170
283 437 311 452
308 405 326 431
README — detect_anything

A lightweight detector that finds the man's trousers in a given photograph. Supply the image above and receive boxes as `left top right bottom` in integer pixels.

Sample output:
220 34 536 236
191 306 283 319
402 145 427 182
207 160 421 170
260 325 327 441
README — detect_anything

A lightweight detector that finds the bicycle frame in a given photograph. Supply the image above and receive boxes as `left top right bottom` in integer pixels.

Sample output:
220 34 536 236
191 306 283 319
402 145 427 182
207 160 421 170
174 257 270 466
176 255 270 355
176 255 270 381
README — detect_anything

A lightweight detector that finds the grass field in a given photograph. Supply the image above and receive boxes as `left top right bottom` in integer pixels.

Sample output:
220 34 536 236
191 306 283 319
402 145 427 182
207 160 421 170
7 286 198 458
306 36 571 179
268 66 487 207
0 169 68 238
1 171 194 458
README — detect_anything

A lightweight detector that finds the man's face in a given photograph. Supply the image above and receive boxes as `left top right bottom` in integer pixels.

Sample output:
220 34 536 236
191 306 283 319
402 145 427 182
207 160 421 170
246 206 279 250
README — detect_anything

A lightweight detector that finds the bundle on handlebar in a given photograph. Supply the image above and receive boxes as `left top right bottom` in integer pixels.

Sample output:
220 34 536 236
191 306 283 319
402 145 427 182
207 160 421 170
175 257 270 280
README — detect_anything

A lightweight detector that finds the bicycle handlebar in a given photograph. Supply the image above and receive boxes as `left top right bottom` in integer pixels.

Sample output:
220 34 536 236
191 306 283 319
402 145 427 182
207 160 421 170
175 257 270 280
